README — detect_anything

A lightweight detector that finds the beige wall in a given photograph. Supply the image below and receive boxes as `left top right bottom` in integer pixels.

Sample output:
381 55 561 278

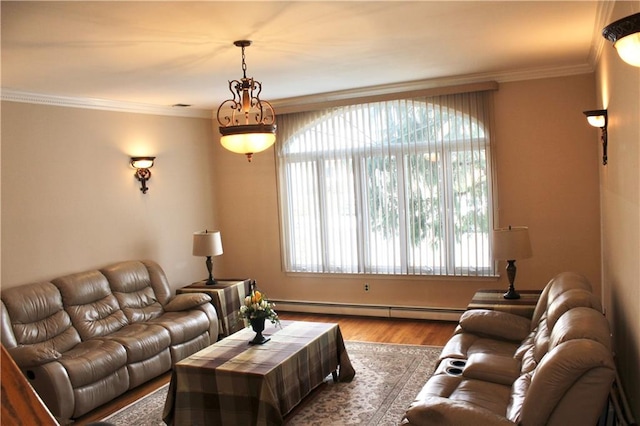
596 1 640 417
213 74 602 311
1 102 217 289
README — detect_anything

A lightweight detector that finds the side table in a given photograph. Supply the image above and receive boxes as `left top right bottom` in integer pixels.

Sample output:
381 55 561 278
177 279 251 338
467 289 542 319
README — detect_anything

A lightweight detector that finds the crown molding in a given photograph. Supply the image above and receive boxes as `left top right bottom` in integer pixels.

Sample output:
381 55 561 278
2 60 594 118
271 63 595 114
588 1 617 67
0 89 212 119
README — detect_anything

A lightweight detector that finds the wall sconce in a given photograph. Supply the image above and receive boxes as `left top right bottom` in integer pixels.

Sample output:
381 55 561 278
583 110 608 165
603 12 640 67
130 156 155 194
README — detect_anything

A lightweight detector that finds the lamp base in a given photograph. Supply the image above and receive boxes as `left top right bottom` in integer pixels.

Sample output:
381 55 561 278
204 256 217 285
503 259 521 299
503 288 521 300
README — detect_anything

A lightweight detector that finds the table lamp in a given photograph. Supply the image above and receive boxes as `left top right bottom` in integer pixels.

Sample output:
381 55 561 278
492 226 532 299
192 230 223 285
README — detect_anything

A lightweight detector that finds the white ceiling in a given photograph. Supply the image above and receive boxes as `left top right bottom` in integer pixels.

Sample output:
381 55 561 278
1 1 609 114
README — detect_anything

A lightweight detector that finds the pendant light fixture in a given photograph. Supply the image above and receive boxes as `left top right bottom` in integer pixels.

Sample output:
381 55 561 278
216 40 276 162
603 12 640 67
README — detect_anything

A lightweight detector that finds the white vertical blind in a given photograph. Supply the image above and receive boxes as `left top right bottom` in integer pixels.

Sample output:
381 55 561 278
276 91 494 276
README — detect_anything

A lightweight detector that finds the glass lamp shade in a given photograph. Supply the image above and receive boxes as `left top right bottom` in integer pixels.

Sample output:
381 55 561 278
492 226 532 261
586 114 606 128
192 230 223 257
219 125 276 155
130 157 155 169
615 32 640 67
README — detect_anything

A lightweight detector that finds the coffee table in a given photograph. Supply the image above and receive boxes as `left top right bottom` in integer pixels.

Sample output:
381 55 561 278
162 320 355 426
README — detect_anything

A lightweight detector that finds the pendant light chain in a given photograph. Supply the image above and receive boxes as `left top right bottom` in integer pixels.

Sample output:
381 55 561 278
241 44 248 79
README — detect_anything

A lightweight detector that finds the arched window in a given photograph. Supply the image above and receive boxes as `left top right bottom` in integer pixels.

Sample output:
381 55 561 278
276 91 494 276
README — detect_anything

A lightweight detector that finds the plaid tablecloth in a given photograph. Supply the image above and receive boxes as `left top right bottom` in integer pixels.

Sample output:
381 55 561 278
163 320 355 426
177 280 251 337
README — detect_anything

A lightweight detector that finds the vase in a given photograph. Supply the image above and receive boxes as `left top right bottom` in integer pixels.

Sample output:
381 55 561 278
249 317 270 345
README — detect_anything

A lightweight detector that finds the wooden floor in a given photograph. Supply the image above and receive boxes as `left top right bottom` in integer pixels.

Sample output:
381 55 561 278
74 313 456 425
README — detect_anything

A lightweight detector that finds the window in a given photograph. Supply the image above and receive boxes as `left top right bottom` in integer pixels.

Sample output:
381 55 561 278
276 91 494 276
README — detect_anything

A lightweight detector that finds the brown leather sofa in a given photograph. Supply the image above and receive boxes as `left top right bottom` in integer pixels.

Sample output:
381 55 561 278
1 260 219 423
402 272 616 426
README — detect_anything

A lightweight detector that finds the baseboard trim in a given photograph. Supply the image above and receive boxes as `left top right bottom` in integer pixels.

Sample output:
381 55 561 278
273 300 463 322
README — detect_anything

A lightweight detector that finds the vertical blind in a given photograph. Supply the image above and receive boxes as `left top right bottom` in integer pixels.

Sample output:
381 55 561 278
276 91 494 276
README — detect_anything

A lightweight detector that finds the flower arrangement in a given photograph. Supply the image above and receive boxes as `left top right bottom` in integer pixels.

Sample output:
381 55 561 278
240 290 280 325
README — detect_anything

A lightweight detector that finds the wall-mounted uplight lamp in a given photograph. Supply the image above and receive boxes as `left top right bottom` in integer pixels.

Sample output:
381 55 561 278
130 156 155 194
583 110 608 165
603 12 640 67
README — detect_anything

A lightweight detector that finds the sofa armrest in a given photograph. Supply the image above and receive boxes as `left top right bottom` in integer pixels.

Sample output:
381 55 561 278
463 353 521 385
164 293 211 312
402 396 516 426
8 345 61 368
459 309 531 342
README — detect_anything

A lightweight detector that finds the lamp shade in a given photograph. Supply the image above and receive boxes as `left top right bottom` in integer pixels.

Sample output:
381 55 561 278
130 157 155 169
586 114 606 128
603 12 640 67
192 230 223 257
492 226 532 261
220 126 276 155
615 32 640 67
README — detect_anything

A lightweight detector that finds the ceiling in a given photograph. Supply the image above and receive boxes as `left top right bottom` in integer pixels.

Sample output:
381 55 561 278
1 1 610 114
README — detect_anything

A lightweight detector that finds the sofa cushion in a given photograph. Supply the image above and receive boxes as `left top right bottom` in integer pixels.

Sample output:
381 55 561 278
58 339 128 388
1 282 82 356
101 261 164 322
102 323 171 363
519 339 614 426
549 307 611 351
546 289 602 330
403 396 516 426
505 371 531 422
458 310 531 342
439 333 521 361
53 270 128 340
164 293 211 312
416 373 512 417
462 353 520 386
149 310 210 344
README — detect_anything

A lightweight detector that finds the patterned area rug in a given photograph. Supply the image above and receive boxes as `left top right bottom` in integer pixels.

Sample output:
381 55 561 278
102 341 442 426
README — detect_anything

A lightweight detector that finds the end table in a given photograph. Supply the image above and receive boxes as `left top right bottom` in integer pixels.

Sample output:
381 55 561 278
177 279 251 338
467 289 542 319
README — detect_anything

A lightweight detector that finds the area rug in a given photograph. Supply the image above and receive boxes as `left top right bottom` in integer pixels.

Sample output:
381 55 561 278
101 341 442 426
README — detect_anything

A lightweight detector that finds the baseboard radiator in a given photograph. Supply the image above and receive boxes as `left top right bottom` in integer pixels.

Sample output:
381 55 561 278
272 300 463 322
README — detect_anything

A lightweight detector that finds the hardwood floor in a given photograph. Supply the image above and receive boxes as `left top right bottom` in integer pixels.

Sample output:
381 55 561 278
74 313 456 425
278 312 456 346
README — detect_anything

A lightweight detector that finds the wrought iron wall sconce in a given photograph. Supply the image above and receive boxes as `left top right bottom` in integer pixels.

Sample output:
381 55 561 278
583 110 608 165
130 156 155 194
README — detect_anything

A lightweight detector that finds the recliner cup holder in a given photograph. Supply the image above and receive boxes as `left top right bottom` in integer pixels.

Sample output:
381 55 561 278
443 358 466 376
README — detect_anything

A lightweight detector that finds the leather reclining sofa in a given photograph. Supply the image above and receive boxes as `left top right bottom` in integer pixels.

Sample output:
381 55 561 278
402 272 616 426
0 260 219 423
